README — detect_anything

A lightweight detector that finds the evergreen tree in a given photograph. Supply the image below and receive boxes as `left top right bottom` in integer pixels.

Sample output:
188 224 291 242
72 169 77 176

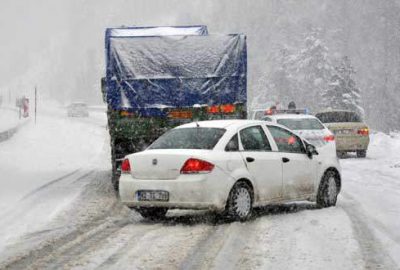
323 56 363 115
290 29 334 111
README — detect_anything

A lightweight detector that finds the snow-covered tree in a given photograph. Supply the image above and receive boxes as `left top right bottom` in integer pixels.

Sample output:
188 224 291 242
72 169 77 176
323 56 363 115
290 29 334 111
256 29 335 111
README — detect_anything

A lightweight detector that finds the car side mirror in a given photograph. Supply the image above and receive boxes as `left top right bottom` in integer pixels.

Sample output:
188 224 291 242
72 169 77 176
306 143 318 158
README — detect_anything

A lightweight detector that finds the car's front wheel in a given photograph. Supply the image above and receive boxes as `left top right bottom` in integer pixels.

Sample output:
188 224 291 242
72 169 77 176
316 171 339 208
136 207 168 220
225 181 253 221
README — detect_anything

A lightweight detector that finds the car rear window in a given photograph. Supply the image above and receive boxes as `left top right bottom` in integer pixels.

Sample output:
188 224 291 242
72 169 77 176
277 118 324 130
315 112 361 123
253 111 265 120
148 127 226 150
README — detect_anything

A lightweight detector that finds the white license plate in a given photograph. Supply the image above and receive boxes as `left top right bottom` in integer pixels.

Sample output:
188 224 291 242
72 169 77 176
137 190 169 202
335 129 354 135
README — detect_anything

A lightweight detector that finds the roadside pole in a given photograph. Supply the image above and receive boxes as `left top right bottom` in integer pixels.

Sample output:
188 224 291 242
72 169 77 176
35 86 37 124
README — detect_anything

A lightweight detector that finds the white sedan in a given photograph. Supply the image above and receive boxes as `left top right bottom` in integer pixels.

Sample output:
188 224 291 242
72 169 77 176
119 120 341 221
262 113 336 156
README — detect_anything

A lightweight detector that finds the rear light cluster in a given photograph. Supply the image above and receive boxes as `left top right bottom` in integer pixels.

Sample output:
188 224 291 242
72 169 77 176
121 158 131 173
323 135 335 142
180 158 214 174
357 128 369 136
207 104 236 114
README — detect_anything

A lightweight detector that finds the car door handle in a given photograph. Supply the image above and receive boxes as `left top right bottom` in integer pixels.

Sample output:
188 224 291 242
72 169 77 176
246 157 255 163
282 157 290 163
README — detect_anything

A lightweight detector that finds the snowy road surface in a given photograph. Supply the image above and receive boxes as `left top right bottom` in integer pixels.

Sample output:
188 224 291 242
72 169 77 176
0 105 399 270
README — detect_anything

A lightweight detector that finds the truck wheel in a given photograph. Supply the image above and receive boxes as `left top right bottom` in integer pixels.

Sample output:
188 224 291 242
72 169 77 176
316 171 338 208
225 182 253 221
111 173 119 191
136 207 168 220
357 150 367 158
337 151 346 158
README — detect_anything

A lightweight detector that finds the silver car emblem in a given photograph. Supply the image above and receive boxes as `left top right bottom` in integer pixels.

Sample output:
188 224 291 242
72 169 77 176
152 159 158 165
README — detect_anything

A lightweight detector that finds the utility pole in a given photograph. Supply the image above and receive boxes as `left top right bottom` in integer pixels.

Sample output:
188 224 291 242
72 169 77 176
35 86 37 124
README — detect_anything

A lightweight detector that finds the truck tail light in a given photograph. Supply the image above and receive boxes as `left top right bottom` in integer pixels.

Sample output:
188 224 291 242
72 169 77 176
207 104 236 114
357 128 369 136
121 158 131 173
323 135 335 142
180 158 214 174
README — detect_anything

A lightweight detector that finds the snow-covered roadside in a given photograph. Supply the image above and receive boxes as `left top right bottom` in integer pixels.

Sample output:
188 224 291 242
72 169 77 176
0 102 110 254
0 108 20 132
0 107 30 142
340 132 400 267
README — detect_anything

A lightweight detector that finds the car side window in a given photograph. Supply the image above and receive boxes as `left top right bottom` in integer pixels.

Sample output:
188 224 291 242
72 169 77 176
267 126 306 154
240 126 272 151
262 117 272 122
225 134 239 152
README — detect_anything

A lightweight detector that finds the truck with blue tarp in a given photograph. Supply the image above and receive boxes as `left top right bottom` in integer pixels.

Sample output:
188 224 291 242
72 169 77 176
102 25 247 189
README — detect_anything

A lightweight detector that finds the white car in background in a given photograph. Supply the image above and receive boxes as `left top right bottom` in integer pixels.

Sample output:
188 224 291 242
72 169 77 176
119 120 341 221
67 102 89 117
262 112 336 156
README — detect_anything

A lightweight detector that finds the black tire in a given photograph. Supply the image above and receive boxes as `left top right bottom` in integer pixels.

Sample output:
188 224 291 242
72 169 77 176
316 171 339 208
136 207 168 220
225 182 253 221
111 144 120 191
111 172 119 191
357 150 367 158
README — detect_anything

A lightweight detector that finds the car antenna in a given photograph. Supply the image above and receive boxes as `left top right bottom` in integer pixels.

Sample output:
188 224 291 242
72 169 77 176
196 121 200 127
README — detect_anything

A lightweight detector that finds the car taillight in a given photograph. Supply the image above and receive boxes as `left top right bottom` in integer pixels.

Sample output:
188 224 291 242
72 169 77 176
180 158 214 174
121 158 131 173
357 128 369 136
323 135 335 142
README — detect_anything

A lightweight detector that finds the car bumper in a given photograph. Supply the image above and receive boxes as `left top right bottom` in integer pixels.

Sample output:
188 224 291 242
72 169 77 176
335 136 370 151
119 172 230 212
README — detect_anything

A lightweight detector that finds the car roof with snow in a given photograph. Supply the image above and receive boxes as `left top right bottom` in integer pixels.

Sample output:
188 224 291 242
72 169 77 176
267 114 318 120
177 119 274 130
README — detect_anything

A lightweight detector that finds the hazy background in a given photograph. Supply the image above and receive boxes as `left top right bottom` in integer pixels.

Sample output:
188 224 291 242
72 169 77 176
0 0 399 131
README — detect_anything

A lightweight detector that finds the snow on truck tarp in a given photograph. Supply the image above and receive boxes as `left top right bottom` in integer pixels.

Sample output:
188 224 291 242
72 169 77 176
105 32 247 112
107 25 208 37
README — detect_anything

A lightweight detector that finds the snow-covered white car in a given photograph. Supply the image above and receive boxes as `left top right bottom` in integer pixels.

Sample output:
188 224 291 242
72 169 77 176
119 120 341 221
262 113 336 156
67 102 89 117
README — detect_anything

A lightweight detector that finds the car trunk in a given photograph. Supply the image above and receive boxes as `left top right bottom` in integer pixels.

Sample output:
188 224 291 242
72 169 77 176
128 149 211 180
295 129 327 147
324 122 368 137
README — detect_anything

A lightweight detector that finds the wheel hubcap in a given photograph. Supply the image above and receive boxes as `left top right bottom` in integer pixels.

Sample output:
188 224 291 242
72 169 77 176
327 177 337 204
234 187 251 217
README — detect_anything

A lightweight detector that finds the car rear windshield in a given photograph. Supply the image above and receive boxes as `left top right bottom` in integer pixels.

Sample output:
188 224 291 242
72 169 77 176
315 112 361 123
277 118 324 130
148 127 226 150
253 111 265 120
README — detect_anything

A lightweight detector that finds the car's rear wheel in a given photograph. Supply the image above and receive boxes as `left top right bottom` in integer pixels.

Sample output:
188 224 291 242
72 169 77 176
136 207 168 220
317 171 339 208
225 182 253 221
357 150 367 158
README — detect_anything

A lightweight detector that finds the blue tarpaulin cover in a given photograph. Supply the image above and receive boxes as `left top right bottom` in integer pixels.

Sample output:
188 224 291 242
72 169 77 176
105 26 247 113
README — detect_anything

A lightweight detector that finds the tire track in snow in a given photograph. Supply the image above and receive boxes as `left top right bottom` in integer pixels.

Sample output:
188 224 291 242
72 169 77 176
0 201 123 270
80 224 164 270
179 220 257 270
340 192 398 269
20 169 82 200
0 171 121 270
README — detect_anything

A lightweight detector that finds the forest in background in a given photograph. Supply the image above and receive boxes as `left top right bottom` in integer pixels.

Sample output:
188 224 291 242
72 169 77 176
0 0 399 132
